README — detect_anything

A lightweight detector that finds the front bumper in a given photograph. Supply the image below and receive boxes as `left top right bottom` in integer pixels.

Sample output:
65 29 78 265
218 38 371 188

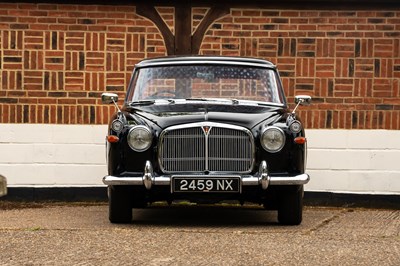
103 160 309 190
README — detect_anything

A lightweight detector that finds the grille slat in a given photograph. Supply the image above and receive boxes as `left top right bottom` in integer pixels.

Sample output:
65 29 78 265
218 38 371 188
159 124 253 173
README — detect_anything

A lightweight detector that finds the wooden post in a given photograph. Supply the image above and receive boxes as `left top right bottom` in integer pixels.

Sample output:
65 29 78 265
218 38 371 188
174 5 193 55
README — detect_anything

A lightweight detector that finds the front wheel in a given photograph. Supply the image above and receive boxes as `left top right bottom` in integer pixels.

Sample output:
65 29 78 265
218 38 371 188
108 185 133 223
277 185 304 225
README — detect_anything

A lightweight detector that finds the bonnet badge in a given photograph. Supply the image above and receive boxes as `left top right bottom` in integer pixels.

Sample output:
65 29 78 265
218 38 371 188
202 126 211 135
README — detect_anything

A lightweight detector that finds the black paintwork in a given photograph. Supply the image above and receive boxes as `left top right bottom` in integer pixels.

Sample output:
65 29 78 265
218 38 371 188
107 103 305 176
105 56 307 205
125 103 285 129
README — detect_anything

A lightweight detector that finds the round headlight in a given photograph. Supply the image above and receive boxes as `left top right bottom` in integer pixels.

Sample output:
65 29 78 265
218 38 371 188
111 119 123 132
261 127 285 153
127 126 152 152
289 120 302 134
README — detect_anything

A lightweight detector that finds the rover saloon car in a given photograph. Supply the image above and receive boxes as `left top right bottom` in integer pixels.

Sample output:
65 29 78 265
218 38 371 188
101 56 311 225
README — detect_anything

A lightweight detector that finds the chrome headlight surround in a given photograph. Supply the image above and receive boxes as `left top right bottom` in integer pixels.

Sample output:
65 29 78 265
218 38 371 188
261 126 286 153
127 125 153 152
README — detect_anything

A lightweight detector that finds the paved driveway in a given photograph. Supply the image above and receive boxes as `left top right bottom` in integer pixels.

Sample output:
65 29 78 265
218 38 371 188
0 203 399 265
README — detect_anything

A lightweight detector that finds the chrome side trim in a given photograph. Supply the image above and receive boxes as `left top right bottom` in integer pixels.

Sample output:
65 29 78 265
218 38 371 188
103 176 144 186
135 59 276 69
269 174 310 185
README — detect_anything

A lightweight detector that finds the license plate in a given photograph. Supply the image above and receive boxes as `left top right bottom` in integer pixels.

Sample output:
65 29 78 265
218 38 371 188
172 176 240 193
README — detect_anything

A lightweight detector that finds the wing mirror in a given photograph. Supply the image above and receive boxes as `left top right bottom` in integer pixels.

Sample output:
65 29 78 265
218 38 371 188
101 93 119 104
101 93 121 113
295 95 312 106
292 95 311 114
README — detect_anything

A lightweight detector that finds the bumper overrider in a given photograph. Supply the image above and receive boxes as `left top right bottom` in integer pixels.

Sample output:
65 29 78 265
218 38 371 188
103 161 310 191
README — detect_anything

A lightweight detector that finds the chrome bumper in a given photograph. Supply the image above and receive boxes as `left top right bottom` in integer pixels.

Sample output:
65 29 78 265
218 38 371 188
103 160 310 190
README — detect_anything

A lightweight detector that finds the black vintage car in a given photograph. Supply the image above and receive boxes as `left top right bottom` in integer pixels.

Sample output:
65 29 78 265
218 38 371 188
101 56 311 225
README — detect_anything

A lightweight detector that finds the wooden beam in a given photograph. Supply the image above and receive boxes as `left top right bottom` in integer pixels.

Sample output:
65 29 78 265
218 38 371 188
192 6 230 54
10 1 400 10
136 4 175 55
134 0 400 9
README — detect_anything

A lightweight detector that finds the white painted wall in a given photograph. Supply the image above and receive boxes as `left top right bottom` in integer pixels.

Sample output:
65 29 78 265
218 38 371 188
307 130 400 195
0 124 399 195
0 124 107 187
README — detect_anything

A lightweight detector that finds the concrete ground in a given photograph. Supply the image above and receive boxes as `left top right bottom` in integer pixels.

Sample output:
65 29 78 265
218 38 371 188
0 202 399 265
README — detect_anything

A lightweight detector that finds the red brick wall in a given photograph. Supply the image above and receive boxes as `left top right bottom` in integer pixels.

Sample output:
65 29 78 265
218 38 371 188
1 3 399 129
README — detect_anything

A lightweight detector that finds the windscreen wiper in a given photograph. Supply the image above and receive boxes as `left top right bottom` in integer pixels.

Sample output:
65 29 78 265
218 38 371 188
187 98 239 105
129 99 177 106
185 98 208 102
128 100 155 106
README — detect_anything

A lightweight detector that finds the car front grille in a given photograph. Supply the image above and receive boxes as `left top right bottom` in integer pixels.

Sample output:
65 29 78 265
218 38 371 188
159 123 254 173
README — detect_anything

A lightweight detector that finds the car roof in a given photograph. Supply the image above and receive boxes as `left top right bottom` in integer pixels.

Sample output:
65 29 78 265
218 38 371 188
135 56 276 69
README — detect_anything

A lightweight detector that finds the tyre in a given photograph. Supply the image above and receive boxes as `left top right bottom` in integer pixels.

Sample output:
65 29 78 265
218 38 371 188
277 185 304 225
131 187 148 208
108 185 133 223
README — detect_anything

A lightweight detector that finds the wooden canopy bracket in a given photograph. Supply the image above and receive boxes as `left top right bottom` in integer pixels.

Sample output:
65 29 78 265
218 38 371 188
191 6 230 54
136 5 175 55
136 4 230 55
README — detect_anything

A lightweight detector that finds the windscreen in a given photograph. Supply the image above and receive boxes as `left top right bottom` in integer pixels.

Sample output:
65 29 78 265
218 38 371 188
128 64 285 104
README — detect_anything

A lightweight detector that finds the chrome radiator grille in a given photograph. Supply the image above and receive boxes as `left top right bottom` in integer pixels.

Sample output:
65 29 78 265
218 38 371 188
159 124 254 173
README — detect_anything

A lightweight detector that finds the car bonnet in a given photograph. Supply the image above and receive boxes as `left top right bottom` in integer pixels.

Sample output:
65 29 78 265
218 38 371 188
125 103 286 129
